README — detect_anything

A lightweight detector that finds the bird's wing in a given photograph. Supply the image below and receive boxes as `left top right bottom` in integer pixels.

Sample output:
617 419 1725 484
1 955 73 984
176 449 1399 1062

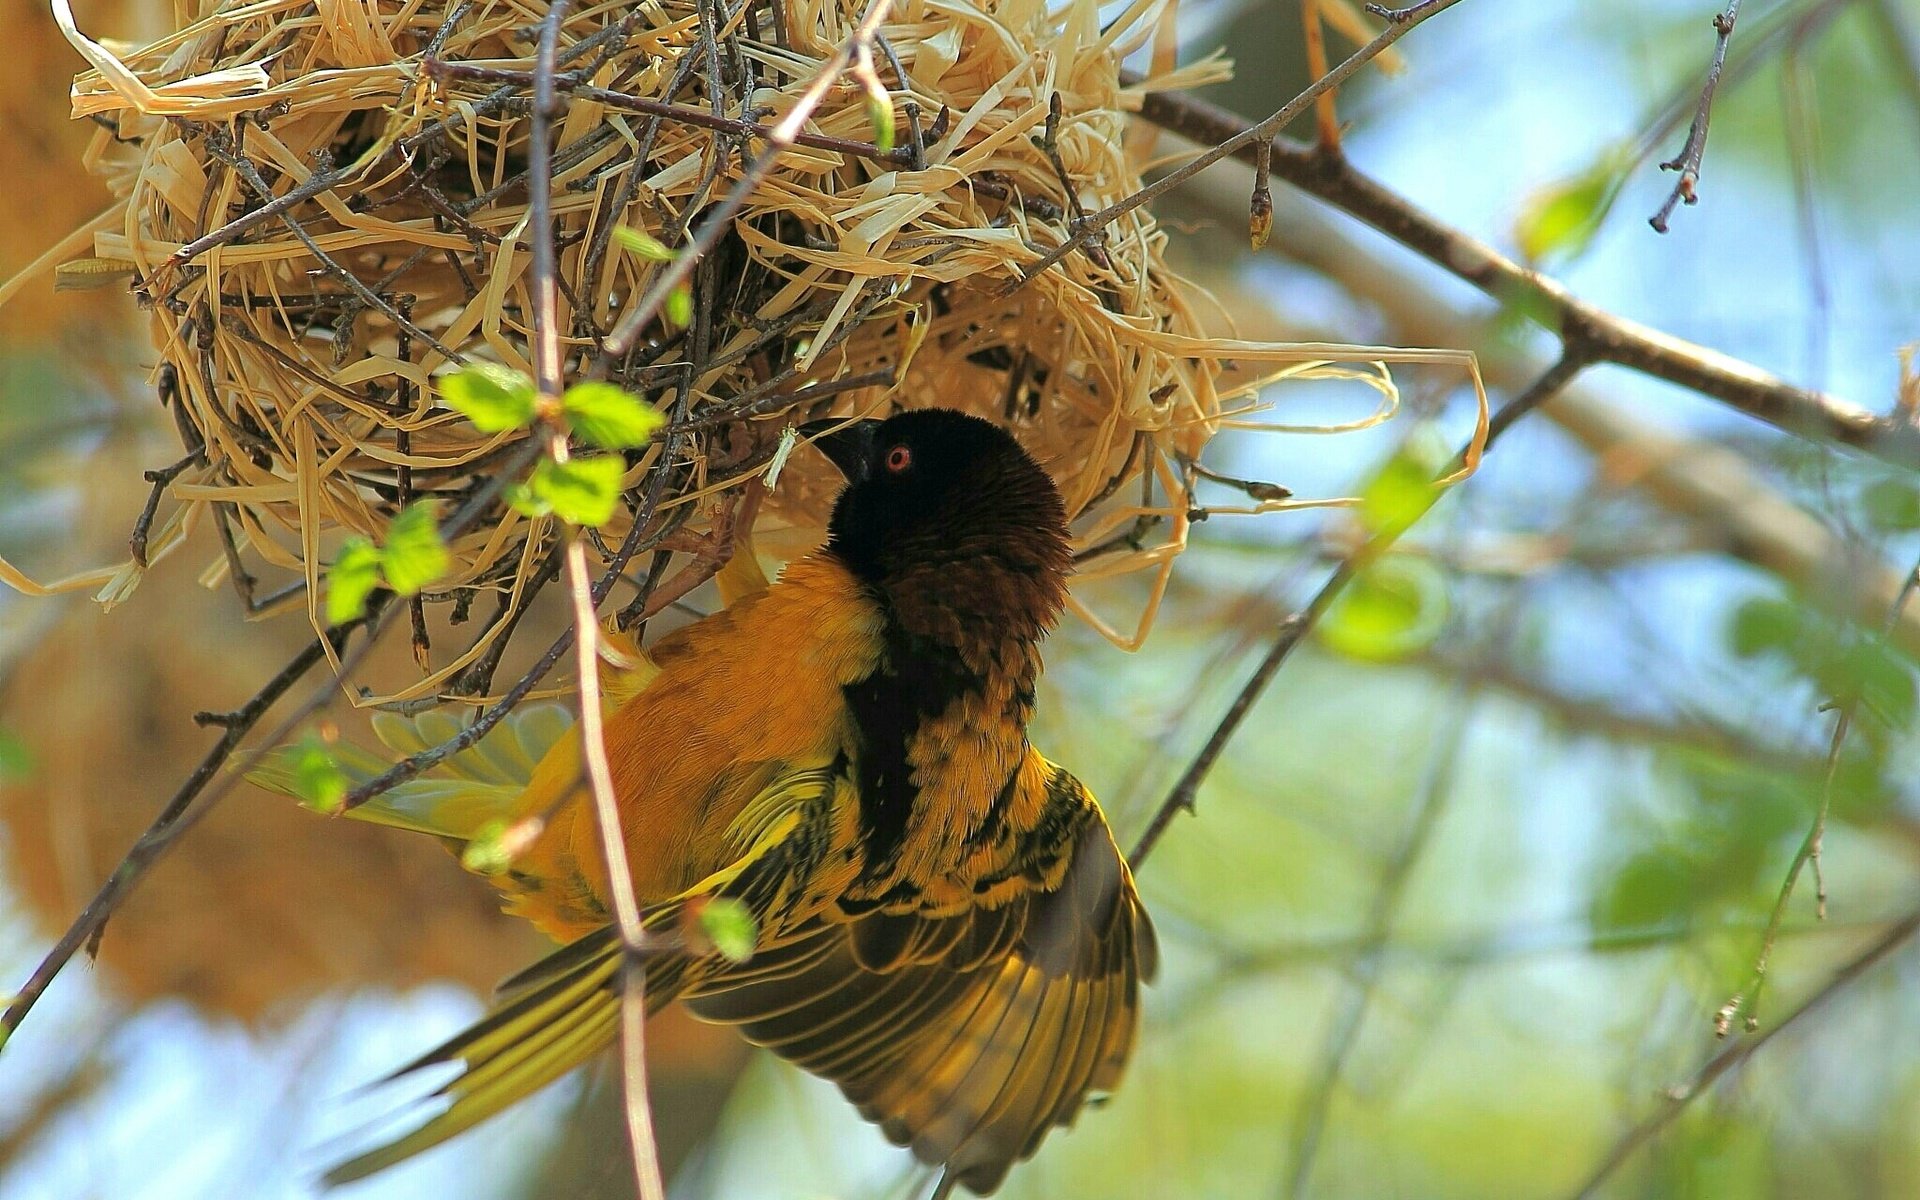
682 801 1157 1195
319 761 854 1186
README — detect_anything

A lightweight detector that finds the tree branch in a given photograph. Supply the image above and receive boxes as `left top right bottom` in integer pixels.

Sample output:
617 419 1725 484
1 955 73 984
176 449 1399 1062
1569 907 1920 1199
527 4 666 1195
1126 82 1920 468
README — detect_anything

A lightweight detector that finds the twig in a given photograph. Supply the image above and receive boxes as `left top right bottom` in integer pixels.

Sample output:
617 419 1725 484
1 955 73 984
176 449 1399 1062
1128 354 1583 869
1126 80 1920 468
1716 557 1920 1036
1006 0 1466 292
1570 907 1920 1199
1650 1 1742 233
0 621 356 1046
423 66 918 167
526 5 666 1196
167 158 351 266
1302 0 1341 151
602 0 900 359
202 134 462 363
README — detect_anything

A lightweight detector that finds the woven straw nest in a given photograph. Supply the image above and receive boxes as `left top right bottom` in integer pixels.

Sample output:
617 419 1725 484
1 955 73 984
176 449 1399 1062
22 0 1463 693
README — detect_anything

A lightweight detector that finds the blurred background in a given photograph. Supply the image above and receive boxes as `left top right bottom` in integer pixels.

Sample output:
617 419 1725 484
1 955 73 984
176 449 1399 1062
4 0 1920 1197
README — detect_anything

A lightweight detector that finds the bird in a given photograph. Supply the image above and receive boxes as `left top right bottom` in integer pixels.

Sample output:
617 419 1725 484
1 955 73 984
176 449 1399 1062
258 407 1157 1194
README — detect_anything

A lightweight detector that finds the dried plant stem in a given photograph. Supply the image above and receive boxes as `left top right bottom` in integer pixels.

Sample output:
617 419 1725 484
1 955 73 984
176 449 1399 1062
0 624 348 1045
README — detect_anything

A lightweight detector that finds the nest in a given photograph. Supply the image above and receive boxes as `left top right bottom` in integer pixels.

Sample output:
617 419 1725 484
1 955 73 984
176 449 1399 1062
31 0 1433 689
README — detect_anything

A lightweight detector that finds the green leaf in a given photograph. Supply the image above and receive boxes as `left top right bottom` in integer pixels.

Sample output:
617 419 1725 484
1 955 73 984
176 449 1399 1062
1592 848 1698 935
1359 437 1448 537
514 456 626 527
440 362 537 433
665 282 694 329
1514 149 1625 264
327 538 385 625
698 897 758 963
1824 640 1918 730
381 501 451 597
1318 555 1450 663
460 819 516 875
562 381 665 450
1728 596 1805 658
1863 478 1920 531
867 92 896 155
290 733 349 815
0 728 34 781
612 224 674 262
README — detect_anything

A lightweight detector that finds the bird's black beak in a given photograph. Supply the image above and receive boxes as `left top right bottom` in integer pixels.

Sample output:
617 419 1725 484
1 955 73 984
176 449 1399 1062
800 418 882 482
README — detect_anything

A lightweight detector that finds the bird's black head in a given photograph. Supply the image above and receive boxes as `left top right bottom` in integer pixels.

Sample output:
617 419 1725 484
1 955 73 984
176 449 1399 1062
809 409 1072 640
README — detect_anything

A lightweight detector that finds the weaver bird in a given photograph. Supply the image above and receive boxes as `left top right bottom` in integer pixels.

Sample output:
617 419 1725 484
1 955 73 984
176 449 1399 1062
260 408 1156 1194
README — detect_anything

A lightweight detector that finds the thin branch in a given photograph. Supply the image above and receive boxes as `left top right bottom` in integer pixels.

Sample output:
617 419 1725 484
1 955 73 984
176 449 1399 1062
1006 0 1466 291
1650 1 1742 233
1129 354 1582 869
1717 557 1920 1035
1126 81 1920 468
0 616 365 1046
1570 907 1920 1199
527 5 666 1196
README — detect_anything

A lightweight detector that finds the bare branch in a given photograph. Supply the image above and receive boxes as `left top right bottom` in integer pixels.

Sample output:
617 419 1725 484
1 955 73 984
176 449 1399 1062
1570 908 1920 1199
1650 1 1743 233
1127 82 1920 468
527 4 666 1195
1718 558 1920 1035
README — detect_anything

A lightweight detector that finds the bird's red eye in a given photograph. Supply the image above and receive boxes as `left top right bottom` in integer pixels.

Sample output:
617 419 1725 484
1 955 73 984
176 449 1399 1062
885 444 912 473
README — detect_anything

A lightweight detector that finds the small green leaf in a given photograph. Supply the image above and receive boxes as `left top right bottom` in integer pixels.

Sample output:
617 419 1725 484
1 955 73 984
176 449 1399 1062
291 733 349 815
613 225 674 262
562 381 665 450
665 282 694 329
461 819 516 875
381 501 451 597
1863 478 1920 531
327 538 385 625
1592 848 1698 936
867 92 896 156
1728 596 1804 658
1359 437 1448 537
440 362 537 433
698 897 758 963
1319 556 1449 662
0 728 34 782
1514 149 1625 264
1824 640 1917 730
517 456 626 527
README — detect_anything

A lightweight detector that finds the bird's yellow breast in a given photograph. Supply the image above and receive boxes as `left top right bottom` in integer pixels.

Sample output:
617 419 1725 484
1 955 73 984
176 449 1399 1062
503 554 884 939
